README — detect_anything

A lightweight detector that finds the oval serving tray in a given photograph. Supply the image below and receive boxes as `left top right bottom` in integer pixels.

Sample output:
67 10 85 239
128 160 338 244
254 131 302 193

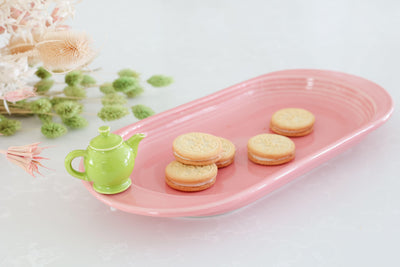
81 69 393 217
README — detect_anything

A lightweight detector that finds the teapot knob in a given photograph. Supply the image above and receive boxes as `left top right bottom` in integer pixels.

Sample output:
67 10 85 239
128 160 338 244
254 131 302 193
98 125 110 136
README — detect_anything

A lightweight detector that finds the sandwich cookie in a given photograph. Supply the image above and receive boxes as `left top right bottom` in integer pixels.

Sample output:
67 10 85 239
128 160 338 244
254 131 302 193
215 137 236 168
270 108 315 137
248 134 295 165
165 161 218 192
173 132 222 166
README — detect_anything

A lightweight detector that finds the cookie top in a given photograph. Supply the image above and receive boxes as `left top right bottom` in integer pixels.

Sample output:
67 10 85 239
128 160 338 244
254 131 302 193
217 137 235 162
270 108 315 132
173 132 222 161
247 133 295 159
165 160 218 185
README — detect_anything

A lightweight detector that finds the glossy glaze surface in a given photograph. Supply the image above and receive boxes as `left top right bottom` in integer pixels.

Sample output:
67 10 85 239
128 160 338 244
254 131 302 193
81 69 393 216
66 127 145 194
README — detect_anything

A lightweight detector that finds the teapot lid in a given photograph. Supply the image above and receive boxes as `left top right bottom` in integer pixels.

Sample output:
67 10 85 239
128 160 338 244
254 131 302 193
89 126 123 151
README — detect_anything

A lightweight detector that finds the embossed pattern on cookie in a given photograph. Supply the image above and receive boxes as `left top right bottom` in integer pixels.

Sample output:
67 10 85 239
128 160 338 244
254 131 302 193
173 132 222 165
247 134 295 165
270 108 315 137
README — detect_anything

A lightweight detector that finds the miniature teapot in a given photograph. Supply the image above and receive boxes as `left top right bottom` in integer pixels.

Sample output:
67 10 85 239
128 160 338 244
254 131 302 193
65 126 145 194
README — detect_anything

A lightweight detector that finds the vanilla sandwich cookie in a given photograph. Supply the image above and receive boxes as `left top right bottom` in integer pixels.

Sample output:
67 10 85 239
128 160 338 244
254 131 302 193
215 137 236 168
247 134 295 165
173 132 222 166
270 108 315 137
165 161 218 192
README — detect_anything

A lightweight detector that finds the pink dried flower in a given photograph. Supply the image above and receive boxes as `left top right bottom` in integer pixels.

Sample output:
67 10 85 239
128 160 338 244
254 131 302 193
0 87 36 102
0 142 50 177
35 31 96 72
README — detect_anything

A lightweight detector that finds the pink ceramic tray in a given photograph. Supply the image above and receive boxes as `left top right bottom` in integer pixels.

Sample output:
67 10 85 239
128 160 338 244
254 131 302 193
82 69 393 217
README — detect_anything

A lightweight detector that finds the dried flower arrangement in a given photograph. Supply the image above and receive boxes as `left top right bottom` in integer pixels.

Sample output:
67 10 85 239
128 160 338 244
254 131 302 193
0 66 170 137
0 1 173 176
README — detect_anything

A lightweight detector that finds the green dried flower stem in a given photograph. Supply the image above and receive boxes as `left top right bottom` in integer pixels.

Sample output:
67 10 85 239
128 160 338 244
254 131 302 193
0 116 22 136
101 93 127 106
30 98 52 114
65 70 83 86
118 68 140 78
81 75 96 87
13 100 33 112
124 86 144 98
147 75 173 87
35 67 52 79
131 104 155 120
99 83 115 94
54 101 82 118
62 115 88 129
63 85 86 99
112 77 139 93
34 79 55 93
41 122 67 138
97 105 129 121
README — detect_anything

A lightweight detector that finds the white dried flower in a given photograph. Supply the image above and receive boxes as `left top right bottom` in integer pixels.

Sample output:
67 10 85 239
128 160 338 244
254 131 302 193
0 55 35 97
0 0 76 37
0 54 36 112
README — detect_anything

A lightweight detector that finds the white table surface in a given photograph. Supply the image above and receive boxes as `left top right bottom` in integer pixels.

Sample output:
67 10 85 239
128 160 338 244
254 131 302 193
1 0 399 266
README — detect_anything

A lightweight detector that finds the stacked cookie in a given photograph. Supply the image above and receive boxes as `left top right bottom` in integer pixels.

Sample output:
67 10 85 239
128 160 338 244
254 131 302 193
248 108 315 165
165 133 235 192
164 108 314 191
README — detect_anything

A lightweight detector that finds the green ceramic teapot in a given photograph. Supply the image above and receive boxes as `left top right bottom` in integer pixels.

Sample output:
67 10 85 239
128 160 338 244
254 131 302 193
64 126 145 194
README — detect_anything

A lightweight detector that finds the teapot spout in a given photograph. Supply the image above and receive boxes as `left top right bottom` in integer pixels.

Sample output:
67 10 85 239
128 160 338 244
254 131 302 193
126 133 146 156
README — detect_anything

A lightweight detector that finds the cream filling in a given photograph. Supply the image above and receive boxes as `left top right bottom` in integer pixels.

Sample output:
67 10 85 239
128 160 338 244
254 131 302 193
174 152 220 162
272 127 311 134
169 176 216 187
216 159 232 165
250 153 292 162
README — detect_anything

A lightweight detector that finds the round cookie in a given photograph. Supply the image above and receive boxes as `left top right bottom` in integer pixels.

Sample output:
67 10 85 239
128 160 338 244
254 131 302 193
215 137 236 168
248 134 295 165
173 132 222 166
270 108 315 137
165 161 218 192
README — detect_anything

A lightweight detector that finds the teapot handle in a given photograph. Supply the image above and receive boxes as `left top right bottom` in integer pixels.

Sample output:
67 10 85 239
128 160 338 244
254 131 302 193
64 150 89 181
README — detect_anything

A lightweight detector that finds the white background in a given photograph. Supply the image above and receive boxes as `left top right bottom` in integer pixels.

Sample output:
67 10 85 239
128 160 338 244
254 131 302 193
1 0 399 266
